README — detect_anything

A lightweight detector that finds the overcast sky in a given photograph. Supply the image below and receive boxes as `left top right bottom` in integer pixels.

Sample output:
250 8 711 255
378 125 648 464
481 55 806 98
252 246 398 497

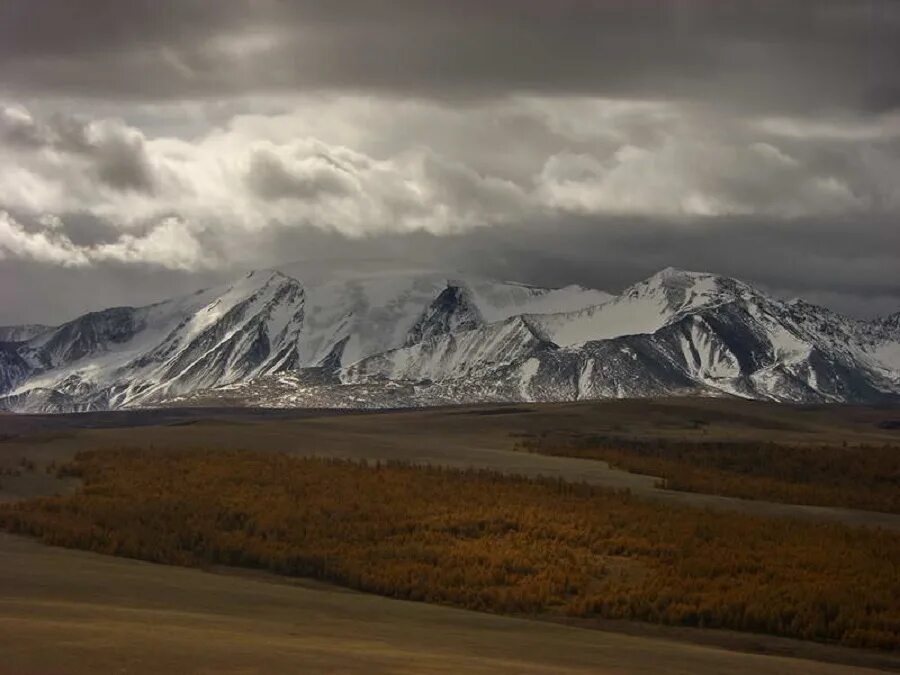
1 0 899 324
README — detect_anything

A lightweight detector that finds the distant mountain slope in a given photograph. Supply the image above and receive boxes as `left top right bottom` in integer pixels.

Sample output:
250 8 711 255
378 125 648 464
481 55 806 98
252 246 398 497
1 263 897 412
0 324 52 343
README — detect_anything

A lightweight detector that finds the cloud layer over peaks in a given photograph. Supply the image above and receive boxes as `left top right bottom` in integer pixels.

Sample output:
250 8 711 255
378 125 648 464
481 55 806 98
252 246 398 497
0 1 898 323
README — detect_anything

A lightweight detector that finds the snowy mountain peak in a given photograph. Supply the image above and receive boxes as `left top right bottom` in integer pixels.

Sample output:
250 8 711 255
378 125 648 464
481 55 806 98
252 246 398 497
880 311 900 332
627 267 752 303
405 284 484 346
646 266 710 285
1 264 897 411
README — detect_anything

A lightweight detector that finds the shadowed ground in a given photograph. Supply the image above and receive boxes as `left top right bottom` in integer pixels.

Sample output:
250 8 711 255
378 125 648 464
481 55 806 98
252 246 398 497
1 533 896 675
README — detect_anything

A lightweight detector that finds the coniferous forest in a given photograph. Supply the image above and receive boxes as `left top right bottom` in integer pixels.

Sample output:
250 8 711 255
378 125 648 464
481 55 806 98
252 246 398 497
517 435 900 513
1 448 897 650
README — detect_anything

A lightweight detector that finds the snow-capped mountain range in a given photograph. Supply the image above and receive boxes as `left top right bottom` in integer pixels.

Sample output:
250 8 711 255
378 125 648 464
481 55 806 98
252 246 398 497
1 261 898 412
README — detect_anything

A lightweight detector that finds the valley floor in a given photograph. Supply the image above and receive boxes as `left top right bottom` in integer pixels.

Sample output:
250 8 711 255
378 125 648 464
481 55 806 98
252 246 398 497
2 398 899 528
1 398 899 673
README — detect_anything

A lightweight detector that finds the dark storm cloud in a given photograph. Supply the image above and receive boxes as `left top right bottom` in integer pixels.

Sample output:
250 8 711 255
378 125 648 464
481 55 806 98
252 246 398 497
5 210 896 326
1 1 899 113
1 2 898 326
208 212 900 319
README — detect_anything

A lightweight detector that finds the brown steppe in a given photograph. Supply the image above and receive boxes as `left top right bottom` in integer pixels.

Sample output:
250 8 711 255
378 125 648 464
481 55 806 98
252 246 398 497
1 397 900 674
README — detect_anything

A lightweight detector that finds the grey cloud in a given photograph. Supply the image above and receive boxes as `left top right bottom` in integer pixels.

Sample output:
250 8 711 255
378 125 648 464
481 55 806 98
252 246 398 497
245 149 354 201
1 4 898 327
0 106 87 152
408 214 900 318
3 211 896 326
0 107 46 147
1 1 898 114
2 99 899 294
29 211 129 247
163 208 900 318
0 209 213 271
0 256 229 326
0 106 156 193
92 130 156 193
415 152 529 224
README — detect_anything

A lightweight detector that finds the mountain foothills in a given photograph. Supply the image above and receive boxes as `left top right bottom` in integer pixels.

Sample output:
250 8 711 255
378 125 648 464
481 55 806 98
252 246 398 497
1 263 898 412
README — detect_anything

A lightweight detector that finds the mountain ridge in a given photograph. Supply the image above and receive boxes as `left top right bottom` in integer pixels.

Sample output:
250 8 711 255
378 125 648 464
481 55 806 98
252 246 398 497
1 263 897 412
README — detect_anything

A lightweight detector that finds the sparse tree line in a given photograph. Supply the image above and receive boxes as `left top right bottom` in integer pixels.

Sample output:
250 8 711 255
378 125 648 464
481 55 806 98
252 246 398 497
516 434 900 513
0 448 897 650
